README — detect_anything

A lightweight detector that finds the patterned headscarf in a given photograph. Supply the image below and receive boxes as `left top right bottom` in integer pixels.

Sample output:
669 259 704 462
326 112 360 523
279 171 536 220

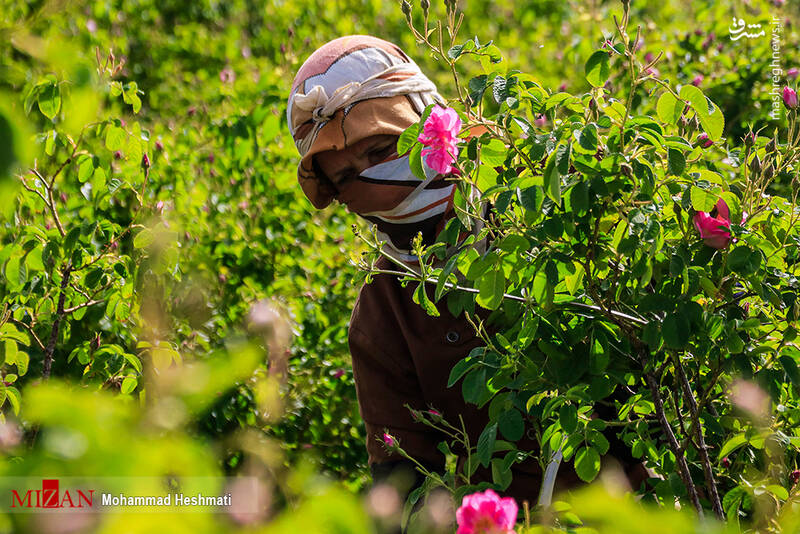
288 35 484 264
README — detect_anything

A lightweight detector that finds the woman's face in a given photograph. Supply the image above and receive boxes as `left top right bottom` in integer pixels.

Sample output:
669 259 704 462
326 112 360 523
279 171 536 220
314 134 405 212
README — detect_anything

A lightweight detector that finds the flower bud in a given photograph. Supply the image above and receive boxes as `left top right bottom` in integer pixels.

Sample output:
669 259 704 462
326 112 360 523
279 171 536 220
691 74 704 86
784 86 799 110
763 163 774 182
696 132 713 148
382 432 397 448
766 136 777 154
114 150 123 160
788 67 799 80
401 0 412 21
420 0 429 14
141 152 150 171
744 131 755 148
155 140 164 151
721 457 730 469
749 154 761 176
791 469 800 485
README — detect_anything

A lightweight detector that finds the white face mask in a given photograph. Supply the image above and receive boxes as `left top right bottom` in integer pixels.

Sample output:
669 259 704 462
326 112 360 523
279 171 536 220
354 154 457 262
351 155 487 266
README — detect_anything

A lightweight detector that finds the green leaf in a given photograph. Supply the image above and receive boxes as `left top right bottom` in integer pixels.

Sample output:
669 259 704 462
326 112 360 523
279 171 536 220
476 267 505 310
543 148 561 204
559 404 578 433
105 125 127 151
662 313 690 349
574 446 601 482
481 139 506 167
78 156 95 183
679 85 725 141
690 186 717 212
413 283 440 317
565 263 585 295
462 367 487 404
15 351 29 376
585 50 610 88
667 148 685 176
37 82 61 120
448 353 479 387
719 433 748 459
477 422 498 467
498 409 524 441
133 228 154 249
409 143 425 180
397 123 420 155
121 376 138 394
5 386 20 415
656 92 683 125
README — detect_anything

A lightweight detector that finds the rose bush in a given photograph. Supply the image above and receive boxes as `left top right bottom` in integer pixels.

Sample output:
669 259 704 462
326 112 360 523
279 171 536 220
353 0 800 530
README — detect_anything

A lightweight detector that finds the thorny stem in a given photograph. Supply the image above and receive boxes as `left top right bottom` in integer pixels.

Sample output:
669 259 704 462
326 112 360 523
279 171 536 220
674 354 725 520
43 263 73 380
637 343 703 516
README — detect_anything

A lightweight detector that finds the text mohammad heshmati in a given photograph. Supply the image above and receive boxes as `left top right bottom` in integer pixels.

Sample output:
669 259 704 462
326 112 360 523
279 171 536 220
101 493 232 507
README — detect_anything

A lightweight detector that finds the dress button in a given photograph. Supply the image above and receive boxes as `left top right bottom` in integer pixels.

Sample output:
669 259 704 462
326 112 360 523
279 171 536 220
446 330 460 343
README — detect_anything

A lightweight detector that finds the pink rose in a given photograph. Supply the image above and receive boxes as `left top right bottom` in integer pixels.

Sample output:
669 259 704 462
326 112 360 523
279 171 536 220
418 106 461 175
696 133 713 148
784 86 798 110
788 67 799 80
382 433 396 447
692 74 704 86
456 489 517 534
693 198 732 249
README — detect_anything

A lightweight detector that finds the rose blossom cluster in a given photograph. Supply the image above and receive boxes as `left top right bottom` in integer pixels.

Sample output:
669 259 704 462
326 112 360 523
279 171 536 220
418 106 462 175
455 489 518 534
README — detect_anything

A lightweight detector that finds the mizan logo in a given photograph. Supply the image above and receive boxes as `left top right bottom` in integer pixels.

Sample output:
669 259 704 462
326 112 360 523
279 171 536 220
11 479 94 509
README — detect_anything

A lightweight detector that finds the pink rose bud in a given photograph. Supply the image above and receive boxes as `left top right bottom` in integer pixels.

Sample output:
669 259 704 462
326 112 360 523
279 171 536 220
114 150 123 160
456 489 518 534
155 140 164 151
382 433 396 447
141 153 150 170
60 192 67 203
418 106 461 175
783 86 798 110
188 106 197 116
721 457 731 469
645 67 659 77
208 153 215 163
644 52 654 63
744 132 755 147
558 82 567 92
697 133 713 148
428 409 440 416
694 29 703 36
333 369 345 379
788 67 799 80
693 198 732 249
219 67 236 84
692 74 704 86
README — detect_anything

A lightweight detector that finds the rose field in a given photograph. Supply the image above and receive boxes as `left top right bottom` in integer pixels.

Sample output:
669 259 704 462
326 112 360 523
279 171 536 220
2 0 800 532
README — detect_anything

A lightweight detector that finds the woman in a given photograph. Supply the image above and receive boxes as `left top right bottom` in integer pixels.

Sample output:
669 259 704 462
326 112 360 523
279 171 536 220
287 35 641 512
